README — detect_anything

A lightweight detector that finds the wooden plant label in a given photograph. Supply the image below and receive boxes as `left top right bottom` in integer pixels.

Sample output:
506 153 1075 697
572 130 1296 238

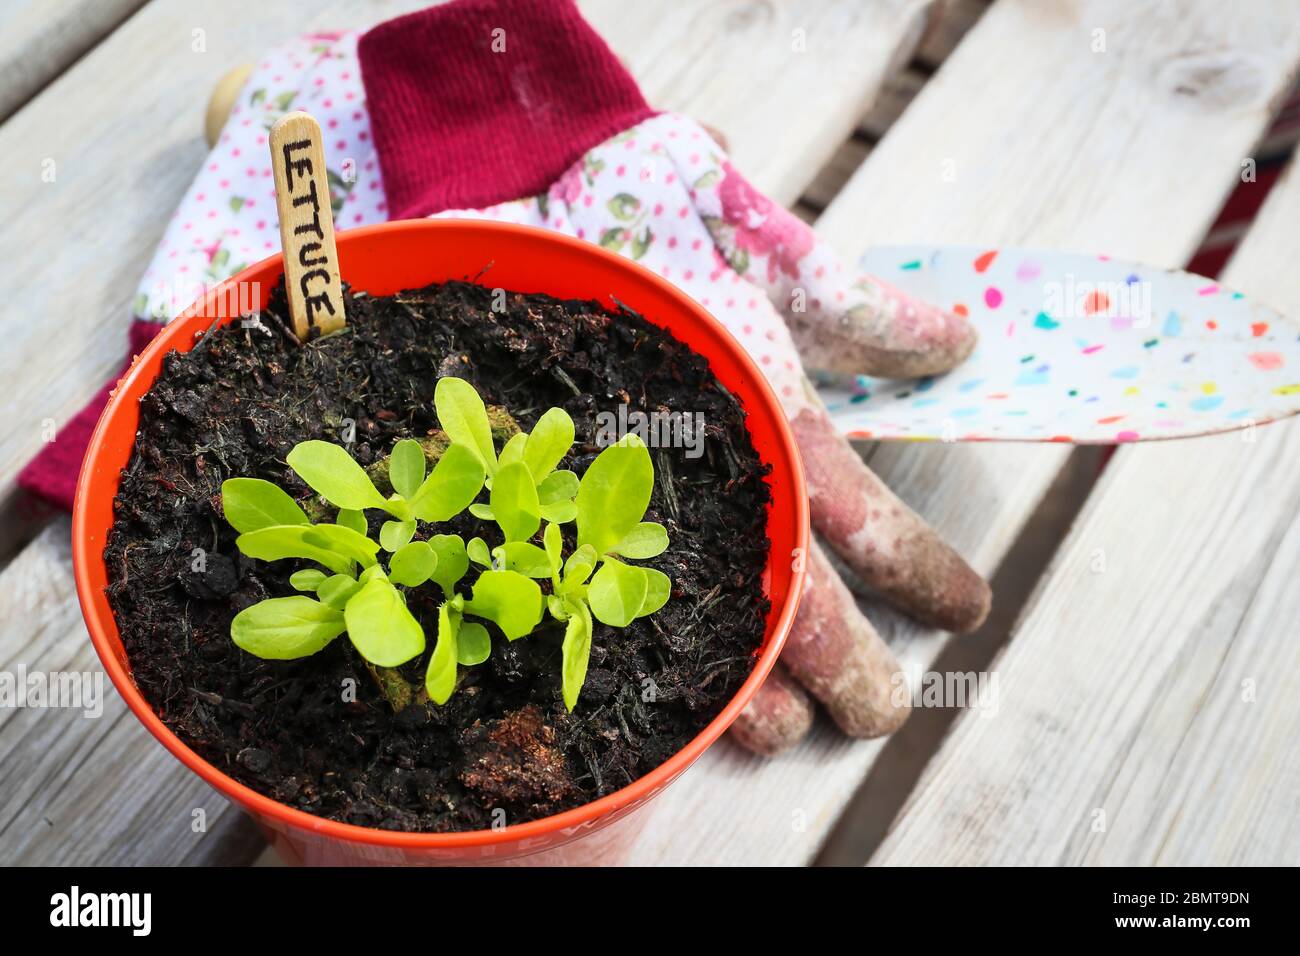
269 111 345 338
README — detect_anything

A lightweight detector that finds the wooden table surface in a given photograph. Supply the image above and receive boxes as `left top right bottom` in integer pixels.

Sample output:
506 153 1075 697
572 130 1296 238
2 0 1297 866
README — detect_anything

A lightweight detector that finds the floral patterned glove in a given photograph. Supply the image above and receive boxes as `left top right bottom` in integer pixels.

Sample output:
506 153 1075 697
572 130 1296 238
25 0 989 754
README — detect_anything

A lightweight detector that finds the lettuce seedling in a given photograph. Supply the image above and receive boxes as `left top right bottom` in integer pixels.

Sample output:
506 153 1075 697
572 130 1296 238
221 476 425 667
534 435 671 710
436 376 579 526
220 381 672 716
423 563 543 705
286 433 485 552
451 419 671 710
413 524 543 704
220 431 485 671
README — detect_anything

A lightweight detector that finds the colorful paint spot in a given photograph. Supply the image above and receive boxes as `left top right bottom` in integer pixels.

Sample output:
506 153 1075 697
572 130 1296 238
984 286 1004 308
1016 259 1041 281
1015 369 1049 386
973 250 998 273
1248 352 1284 371
1084 290 1110 315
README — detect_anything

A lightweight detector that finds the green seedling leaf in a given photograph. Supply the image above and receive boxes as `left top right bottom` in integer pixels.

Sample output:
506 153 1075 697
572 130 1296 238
560 544 599 593
389 439 426 499
637 568 672 618
561 599 593 711
409 442 486 522
344 576 425 667
435 377 496 476
300 524 381 567
379 519 416 553
539 500 577 523
523 407 575 482
468 503 494 520
359 563 388 584
237 526 353 575
494 541 552 577
232 596 345 660
222 477 310 533
426 603 459 705
456 622 492 666
384 494 413 521
587 559 648 628
389 540 437 587
289 568 328 592
543 522 562 577
537 469 578 505
612 522 669 559
464 570 543 640
491 461 541 542
467 537 491 568
318 574 362 610
286 440 387 510
547 594 567 619
498 432 527 470
576 435 653 556
336 508 368 536
427 534 469 595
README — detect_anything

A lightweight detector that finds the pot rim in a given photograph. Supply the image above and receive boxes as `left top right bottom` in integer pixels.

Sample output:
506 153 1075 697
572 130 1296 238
73 219 808 851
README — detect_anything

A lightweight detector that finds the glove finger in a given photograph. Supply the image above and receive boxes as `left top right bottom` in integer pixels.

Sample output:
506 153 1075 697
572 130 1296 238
790 269 979 379
666 118 977 379
791 389 991 633
730 663 814 756
780 540 911 738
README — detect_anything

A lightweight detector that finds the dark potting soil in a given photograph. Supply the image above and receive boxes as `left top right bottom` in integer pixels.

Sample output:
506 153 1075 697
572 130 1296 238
104 279 771 832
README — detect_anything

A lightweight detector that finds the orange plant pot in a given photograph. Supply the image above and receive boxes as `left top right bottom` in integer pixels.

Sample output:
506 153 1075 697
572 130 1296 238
73 220 808 865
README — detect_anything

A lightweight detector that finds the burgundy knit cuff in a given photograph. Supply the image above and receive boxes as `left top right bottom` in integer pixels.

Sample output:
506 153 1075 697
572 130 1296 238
359 0 655 219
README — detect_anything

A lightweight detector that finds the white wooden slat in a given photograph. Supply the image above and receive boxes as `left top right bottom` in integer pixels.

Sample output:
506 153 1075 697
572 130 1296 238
622 0 1300 866
803 1 992 213
0 0 146 122
587 0 933 208
0 0 936 865
872 160 1300 867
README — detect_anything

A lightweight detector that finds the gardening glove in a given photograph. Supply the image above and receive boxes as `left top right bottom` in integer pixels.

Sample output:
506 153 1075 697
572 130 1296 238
23 0 989 757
